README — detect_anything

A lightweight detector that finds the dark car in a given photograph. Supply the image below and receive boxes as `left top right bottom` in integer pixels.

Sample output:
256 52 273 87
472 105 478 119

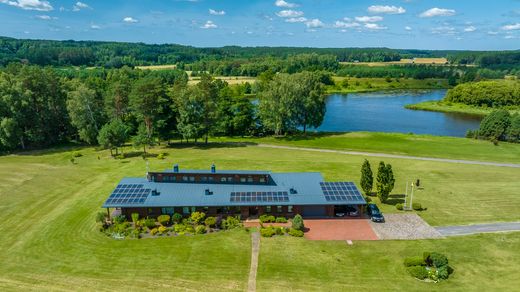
367 204 385 222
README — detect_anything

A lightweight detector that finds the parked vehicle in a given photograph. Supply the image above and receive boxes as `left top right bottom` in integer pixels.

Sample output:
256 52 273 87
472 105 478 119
346 206 359 217
367 204 385 222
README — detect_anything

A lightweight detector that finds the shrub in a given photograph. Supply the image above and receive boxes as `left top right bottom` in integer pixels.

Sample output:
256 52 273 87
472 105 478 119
396 203 403 210
259 214 275 223
190 211 206 225
221 216 241 230
437 265 449 280
430 252 449 268
72 151 83 157
364 196 372 202
158 225 168 235
113 215 126 224
275 227 284 235
412 202 422 211
150 228 159 236
292 214 304 231
185 225 195 234
157 215 171 226
157 153 166 160
174 224 187 233
260 227 276 237
130 229 141 239
288 228 304 237
96 212 107 223
403 256 425 267
172 213 183 223
195 225 207 234
407 266 428 280
275 217 288 223
143 218 157 230
204 216 216 227
131 213 139 225
423 252 432 264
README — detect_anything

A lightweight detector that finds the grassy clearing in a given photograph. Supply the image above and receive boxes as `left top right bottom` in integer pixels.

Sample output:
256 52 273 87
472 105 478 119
216 132 520 163
0 143 519 289
188 76 256 85
258 232 520 291
406 101 520 116
135 64 178 70
339 58 463 67
328 77 449 93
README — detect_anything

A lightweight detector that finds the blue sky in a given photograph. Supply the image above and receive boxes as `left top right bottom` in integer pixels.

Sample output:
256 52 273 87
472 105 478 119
1 0 519 50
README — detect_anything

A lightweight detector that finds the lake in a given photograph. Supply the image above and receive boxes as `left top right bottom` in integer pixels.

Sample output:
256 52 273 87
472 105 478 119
315 90 482 137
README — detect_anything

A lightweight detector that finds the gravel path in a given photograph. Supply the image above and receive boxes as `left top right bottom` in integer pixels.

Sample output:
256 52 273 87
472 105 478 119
370 214 443 240
257 144 520 168
247 231 260 292
436 222 520 236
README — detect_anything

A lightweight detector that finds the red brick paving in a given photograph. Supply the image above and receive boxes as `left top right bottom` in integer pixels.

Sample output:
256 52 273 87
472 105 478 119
304 219 379 241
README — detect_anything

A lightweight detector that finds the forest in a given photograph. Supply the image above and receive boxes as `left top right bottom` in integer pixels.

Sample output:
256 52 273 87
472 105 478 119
445 80 520 107
0 64 325 152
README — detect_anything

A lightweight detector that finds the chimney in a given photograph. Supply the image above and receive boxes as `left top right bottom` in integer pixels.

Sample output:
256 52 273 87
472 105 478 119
173 164 179 173
211 164 216 173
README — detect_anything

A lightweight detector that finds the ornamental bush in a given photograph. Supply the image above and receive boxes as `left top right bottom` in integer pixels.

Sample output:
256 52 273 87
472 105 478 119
259 214 275 223
396 203 403 210
204 216 217 227
412 202 422 211
157 215 171 226
190 211 206 225
172 213 183 223
113 214 126 224
407 266 428 280
292 214 304 231
195 225 207 234
185 225 195 234
288 228 304 237
174 223 187 233
158 225 168 235
143 218 157 230
275 217 288 223
430 252 449 268
131 213 139 225
403 256 425 267
221 216 241 230
260 227 276 237
150 228 159 236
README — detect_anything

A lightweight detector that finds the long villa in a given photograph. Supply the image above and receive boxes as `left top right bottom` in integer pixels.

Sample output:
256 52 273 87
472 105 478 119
102 164 367 219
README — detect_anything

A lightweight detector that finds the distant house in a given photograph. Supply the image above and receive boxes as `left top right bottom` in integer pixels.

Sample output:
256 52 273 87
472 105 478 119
102 164 367 219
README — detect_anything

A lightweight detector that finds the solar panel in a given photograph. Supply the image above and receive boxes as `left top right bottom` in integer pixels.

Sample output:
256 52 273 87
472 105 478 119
229 191 289 203
105 184 151 205
319 182 364 202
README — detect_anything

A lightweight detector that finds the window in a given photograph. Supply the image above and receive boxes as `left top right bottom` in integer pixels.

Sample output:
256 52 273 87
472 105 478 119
227 177 233 182
266 206 271 213
161 207 174 215
277 206 282 213
259 177 266 183
240 177 246 183
208 176 214 182
150 175 156 182
221 177 227 182
182 207 190 214
189 176 195 182
201 176 207 182
288 205 293 213
247 176 253 183
182 176 188 182
191 206 196 213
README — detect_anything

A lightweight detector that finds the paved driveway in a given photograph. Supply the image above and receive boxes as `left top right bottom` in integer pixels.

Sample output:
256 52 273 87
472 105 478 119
304 219 378 241
369 214 443 240
436 222 520 236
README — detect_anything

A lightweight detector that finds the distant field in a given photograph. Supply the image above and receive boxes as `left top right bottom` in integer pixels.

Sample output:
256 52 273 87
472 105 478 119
339 57 473 67
188 76 256 85
328 77 449 93
135 64 177 70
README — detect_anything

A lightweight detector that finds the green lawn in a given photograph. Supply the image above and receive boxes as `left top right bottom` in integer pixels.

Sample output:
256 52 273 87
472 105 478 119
328 77 449 93
258 233 520 291
405 101 520 116
216 132 520 163
1 143 519 289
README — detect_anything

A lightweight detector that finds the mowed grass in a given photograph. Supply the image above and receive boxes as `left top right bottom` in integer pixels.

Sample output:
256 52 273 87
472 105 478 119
258 232 520 291
135 64 178 70
0 144 519 289
406 100 520 116
217 132 520 163
328 77 449 93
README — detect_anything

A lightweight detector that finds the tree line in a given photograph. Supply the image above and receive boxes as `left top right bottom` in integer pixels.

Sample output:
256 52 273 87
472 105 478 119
445 80 520 107
0 64 327 153
467 110 520 144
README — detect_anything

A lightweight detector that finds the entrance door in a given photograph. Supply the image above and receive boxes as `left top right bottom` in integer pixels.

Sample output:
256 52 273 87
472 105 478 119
302 205 326 217
249 206 259 216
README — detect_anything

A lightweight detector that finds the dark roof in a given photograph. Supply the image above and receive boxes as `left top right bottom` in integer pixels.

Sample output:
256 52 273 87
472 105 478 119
102 170 366 208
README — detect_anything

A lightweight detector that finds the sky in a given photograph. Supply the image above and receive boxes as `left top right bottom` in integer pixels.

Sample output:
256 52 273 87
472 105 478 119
1 0 520 50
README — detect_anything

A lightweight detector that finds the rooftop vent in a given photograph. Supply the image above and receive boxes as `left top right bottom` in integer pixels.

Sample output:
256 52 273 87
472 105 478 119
173 164 179 173
205 189 213 196
211 164 216 173
151 189 160 196
289 188 297 194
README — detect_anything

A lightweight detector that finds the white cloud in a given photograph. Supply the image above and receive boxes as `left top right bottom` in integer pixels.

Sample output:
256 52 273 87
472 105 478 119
276 9 304 18
73 1 90 11
275 0 297 8
90 24 100 29
36 14 51 20
200 20 217 29
405 26 412 31
123 17 138 23
209 9 225 16
0 0 53 11
333 20 360 28
501 23 520 30
364 23 387 30
464 26 476 32
355 16 383 22
487 31 499 35
368 5 405 14
285 17 307 23
505 35 517 39
431 26 456 35
420 8 455 18
305 18 323 28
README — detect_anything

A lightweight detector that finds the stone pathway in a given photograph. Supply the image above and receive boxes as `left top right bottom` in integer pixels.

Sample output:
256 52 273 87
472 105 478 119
436 222 520 236
257 144 520 168
370 214 443 240
247 231 260 292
